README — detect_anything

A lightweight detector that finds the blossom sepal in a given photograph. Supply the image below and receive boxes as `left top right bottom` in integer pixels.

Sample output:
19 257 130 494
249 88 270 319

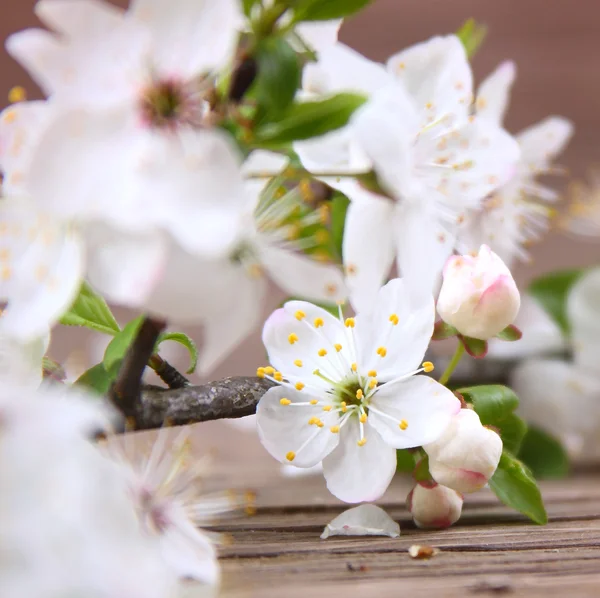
459 335 488 359
495 324 523 342
432 320 459 341
412 455 436 489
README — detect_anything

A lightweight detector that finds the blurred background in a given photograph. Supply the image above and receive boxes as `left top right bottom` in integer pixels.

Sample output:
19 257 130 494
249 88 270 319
2 0 600 382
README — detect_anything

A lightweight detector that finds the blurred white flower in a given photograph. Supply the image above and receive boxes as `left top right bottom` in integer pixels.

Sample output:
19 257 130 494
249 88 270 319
560 172 600 239
256 278 460 503
407 482 463 529
7 0 246 258
424 408 502 493
0 385 176 598
320 504 400 539
458 61 574 267
437 245 520 340
296 35 519 309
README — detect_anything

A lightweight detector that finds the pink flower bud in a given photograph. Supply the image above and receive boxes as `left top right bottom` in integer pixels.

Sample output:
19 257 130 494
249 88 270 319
407 482 463 529
424 409 503 494
437 245 520 340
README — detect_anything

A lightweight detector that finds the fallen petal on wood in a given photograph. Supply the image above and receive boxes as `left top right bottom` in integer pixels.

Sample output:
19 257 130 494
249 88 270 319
320 504 400 539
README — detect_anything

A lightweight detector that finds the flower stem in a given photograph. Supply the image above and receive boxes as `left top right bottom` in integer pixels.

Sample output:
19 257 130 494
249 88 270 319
438 342 465 387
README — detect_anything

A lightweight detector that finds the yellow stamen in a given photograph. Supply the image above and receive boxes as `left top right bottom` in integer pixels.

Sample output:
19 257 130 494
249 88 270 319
294 359 303 367
315 229 329 244
314 317 324 328
286 451 296 462
315 419 324 428
344 317 355 328
322 405 332 412
318 348 327 357
367 370 377 378
308 417 317 425
369 378 377 389
273 371 283 382
318 204 329 224
351 363 357 372
256 367 265 378
399 420 409 431
357 438 367 447
288 333 299 344
330 425 340 434
422 361 434 373
359 413 367 423
389 313 399 325
295 310 306 321
299 179 313 202
309 399 318 405
377 346 387 357
341 402 347 413
8 86 26 104
334 343 342 352
264 366 275 375
356 389 364 400
296 382 305 391
279 398 291 406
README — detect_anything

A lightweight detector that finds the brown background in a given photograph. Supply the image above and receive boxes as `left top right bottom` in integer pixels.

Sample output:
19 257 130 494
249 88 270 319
2 0 600 380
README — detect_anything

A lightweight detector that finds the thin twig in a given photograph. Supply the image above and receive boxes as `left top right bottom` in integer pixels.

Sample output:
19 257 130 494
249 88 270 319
148 354 189 389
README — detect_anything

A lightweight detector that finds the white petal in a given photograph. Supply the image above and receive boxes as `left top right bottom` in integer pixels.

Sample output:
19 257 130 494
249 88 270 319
303 42 389 96
296 20 341 53
0 333 47 390
281 461 323 478
322 419 396 503
241 150 287 178
341 184 395 313
511 358 600 456
256 386 340 468
516 116 574 170
567 268 600 369
259 243 347 304
475 61 516 127
369 376 461 448
387 35 473 125
320 504 400 539
355 278 435 380
130 0 241 77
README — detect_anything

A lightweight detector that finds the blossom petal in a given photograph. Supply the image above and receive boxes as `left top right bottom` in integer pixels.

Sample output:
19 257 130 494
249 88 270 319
258 243 347 304
322 419 396 502
567 267 600 370
130 0 241 77
355 278 435 380
296 20 341 53
368 375 460 448
517 116 574 169
320 504 400 539
341 183 395 313
0 333 48 390
256 386 340 467
475 61 516 127
387 35 473 126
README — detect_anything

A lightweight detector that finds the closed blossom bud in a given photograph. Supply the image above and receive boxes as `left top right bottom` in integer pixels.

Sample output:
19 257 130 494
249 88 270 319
407 482 463 529
424 409 503 494
437 245 520 340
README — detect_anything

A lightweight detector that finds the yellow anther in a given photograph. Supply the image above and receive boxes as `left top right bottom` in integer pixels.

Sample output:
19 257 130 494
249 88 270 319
351 363 357 372
279 398 291 406
295 310 306 321
288 333 299 345
274 371 283 382
296 382 305 391
341 402 347 413
330 425 340 434
356 389 364 400
309 399 318 405
357 438 367 447
359 413 367 423
425 101 434 110
344 317 355 328
286 224 301 241
2 109 17 124
345 263 357 276
325 283 338 296
422 361 434 373
315 419 324 428
334 343 342 352
315 229 329 244
367 370 377 377
264 366 275 375
1 266 12 281
369 378 378 389
294 359 303 367
256 367 266 378
8 86 26 104
308 417 317 425
377 346 387 357
299 178 313 202
314 317 324 328
286 451 296 462
248 263 264 279
389 313 399 326
322 405 332 412
399 419 409 431
318 348 327 357
318 204 329 224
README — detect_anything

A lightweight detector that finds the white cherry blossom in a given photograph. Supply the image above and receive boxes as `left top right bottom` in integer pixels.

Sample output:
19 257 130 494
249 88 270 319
256 278 460 503
458 61 574 267
561 172 600 239
295 35 520 309
407 482 463 529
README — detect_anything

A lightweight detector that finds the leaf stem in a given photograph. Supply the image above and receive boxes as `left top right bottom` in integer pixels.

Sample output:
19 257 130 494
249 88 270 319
438 342 465 386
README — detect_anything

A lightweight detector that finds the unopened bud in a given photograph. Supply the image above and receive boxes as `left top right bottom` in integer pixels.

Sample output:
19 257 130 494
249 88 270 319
407 482 463 529
437 245 520 340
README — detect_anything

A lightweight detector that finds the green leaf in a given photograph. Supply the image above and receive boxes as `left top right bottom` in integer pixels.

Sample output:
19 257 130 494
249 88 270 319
157 332 199 374
528 269 583 335
74 363 113 395
518 426 569 480
330 191 350 259
102 316 144 377
499 413 528 455
60 282 120 336
242 0 259 16
293 0 373 21
456 18 488 58
432 320 458 340
255 93 367 144
489 451 548 525
255 37 300 113
496 324 523 341
458 385 519 425
396 449 416 473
